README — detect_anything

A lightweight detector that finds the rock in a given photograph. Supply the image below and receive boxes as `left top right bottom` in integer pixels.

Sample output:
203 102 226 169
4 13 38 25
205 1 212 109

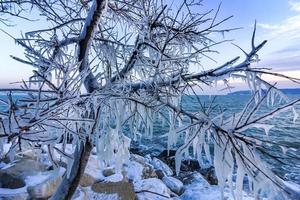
82 155 103 183
131 154 147 165
103 173 124 183
179 172 209 186
134 178 171 200
124 161 144 181
92 181 136 200
162 176 183 195
26 168 65 199
0 172 28 200
199 166 218 185
155 169 165 179
151 158 173 176
0 172 26 189
179 171 222 200
180 184 221 200
103 167 116 177
141 163 157 179
80 173 96 187
0 187 28 200
2 158 48 178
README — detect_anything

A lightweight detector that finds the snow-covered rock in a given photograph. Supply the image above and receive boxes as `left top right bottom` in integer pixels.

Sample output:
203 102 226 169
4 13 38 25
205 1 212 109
180 183 221 200
162 176 183 195
26 167 65 199
179 172 220 200
103 173 124 183
91 181 135 200
134 178 171 200
73 186 122 200
130 154 147 165
151 157 173 176
103 167 116 177
0 186 28 200
124 161 144 181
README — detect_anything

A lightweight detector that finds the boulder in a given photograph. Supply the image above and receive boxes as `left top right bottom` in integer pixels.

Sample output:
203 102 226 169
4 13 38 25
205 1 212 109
0 187 28 200
2 158 48 178
103 167 116 177
0 172 26 189
199 166 218 185
124 161 144 181
26 168 65 199
130 154 147 165
80 173 96 187
179 171 221 200
92 181 136 200
141 163 157 179
151 158 173 176
134 178 171 200
162 176 184 195
155 169 165 179
80 155 103 186
103 173 124 183
0 172 28 200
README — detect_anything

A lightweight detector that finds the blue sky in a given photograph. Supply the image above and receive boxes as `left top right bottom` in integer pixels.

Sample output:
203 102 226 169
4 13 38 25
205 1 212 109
0 0 300 89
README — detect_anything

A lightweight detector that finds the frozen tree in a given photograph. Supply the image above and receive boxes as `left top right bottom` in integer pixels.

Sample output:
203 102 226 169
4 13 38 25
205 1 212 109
0 0 300 199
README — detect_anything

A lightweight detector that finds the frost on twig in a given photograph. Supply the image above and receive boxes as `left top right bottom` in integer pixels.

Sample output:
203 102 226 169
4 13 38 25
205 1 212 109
0 0 299 200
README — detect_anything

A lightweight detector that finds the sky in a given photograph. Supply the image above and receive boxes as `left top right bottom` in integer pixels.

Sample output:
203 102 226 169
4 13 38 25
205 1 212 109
0 0 300 90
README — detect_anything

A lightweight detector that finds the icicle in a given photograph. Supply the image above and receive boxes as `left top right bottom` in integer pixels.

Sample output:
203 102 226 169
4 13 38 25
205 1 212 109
292 107 299 123
236 156 245 200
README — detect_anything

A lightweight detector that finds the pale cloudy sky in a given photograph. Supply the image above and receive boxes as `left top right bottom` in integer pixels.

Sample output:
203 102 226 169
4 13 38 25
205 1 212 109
0 0 300 89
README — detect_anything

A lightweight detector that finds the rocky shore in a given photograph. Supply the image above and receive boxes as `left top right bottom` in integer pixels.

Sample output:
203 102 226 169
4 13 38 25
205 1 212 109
0 146 255 200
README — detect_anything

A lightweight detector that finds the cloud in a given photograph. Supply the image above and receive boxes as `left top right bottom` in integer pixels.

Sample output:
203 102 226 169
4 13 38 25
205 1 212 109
257 1 300 40
289 1 300 12
258 15 300 40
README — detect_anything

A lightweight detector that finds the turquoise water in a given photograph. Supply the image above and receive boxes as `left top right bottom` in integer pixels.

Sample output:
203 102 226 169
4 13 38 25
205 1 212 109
137 94 300 184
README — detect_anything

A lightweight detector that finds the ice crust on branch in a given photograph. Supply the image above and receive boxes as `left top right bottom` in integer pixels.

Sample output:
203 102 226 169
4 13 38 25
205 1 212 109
0 0 300 199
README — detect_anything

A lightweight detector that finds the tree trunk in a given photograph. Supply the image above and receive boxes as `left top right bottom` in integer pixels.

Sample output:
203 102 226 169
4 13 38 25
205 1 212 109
51 1 107 199
50 139 93 200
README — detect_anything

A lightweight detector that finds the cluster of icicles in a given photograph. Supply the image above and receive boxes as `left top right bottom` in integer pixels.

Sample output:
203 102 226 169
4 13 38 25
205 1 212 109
0 73 298 200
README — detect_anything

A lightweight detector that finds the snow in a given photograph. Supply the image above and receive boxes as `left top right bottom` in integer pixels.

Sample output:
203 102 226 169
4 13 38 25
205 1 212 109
103 173 124 183
133 178 171 200
162 176 183 195
151 157 173 176
124 161 144 181
25 167 65 187
0 186 28 196
72 186 121 200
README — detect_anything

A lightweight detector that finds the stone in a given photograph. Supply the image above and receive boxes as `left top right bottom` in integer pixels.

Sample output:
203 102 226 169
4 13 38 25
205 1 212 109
82 155 103 183
2 158 48 178
103 173 124 182
26 168 65 199
92 181 136 200
130 154 147 165
80 173 96 187
180 184 221 200
178 172 209 186
103 167 116 177
0 187 29 200
151 157 173 176
199 166 218 185
178 171 223 200
0 172 28 200
162 176 183 195
124 161 144 181
141 163 157 179
155 169 165 179
133 178 171 200
0 172 26 189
